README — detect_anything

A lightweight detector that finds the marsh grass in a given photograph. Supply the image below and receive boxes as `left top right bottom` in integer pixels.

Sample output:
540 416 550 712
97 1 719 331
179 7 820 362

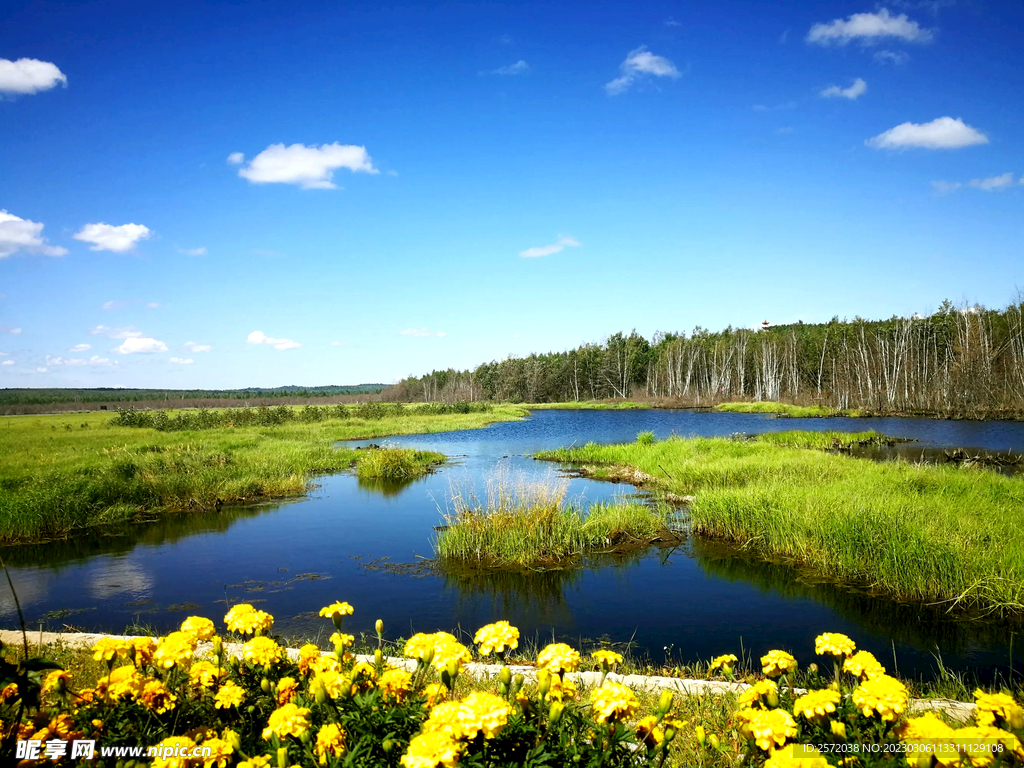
0 405 527 544
715 401 864 418
537 433 1024 614
354 446 446 480
435 471 674 566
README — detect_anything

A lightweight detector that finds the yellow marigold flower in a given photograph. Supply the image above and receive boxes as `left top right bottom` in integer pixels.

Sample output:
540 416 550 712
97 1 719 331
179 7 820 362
238 757 272 768
895 713 957 768
404 632 471 671
131 637 157 666
92 637 131 663
98 665 144 700
200 736 234 768
261 702 312 741
852 674 908 722
47 714 77 739
243 636 283 667
379 668 414 701
537 643 581 674
843 651 885 680
0 682 17 703
457 691 513 739
765 746 830 768
473 621 520 656
709 654 738 673
313 669 347 699
276 676 299 705
404 632 437 660
736 708 798 752
590 682 640 724
592 650 624 668
815 633 856 658
761 650 797 678
315 723 346 765
310 654 341 677
189 660 226 688
330 632 354 648
150 736 197 768
738 679 778 709
793 689 841 721
636 715 665 747
423 682 448 708
424 701 466 740
951 726 1024 767
974 689 1024 730
41 669 71 696
214 681 246 709
401 731 462 768
545 675 577 703
140 679 177 713
224 603 274 635
319 601 354 619
180 616 216 642
153 631 197 669
298 643 322 675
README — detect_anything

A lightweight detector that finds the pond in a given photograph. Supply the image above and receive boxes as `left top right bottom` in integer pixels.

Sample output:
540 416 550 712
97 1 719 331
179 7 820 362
3 409 1023 681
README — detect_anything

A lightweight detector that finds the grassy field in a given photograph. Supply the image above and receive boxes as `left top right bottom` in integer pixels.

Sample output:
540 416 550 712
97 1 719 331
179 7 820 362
0 405 527 545
714 401 864 417
435 473 674 566
537 432 1024 614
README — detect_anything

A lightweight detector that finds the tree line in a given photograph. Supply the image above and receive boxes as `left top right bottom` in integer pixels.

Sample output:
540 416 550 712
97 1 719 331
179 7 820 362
382 299 1024 418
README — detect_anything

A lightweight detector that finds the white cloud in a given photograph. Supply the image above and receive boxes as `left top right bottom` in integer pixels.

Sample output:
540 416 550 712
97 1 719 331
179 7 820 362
492 60 529 75
169 357 193 364
36 367 47 373
183 341 212 353
1 360 13 366
226 152 245 165
247 330 301 350
866 117 988 150
113 337 168 354
178 247 206 256
605 46 681 95
821 78 867 100
74 222 151 252
145 302 162 309
8 327 21 334
874 49 909 64
45 354 115 367
330 341 347 347
68 343 92 352
969 172 1014 191
235 143 378 189
0 58 67 94
519 235 581 258
90 325 142 339
807 9 932 45
102 300 131 311
399 328 446 338
0 210 68 258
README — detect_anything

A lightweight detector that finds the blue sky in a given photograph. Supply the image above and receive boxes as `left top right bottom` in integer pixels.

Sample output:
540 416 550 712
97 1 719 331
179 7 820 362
1 0 1022 388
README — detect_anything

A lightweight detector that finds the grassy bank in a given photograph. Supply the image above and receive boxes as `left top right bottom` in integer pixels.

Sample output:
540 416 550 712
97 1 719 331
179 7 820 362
0 405 527 545
537 433 1024 614
714 401 865 418
435 474 675 566
526 401 651 410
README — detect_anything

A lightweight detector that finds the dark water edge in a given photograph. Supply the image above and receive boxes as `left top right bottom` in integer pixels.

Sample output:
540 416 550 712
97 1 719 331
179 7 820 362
2 408 1023 683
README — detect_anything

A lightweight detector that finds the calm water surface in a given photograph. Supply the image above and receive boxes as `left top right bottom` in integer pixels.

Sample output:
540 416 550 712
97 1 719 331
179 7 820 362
4 409 1023 681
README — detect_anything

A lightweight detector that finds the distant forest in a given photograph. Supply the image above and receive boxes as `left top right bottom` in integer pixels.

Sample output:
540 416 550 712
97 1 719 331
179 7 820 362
382 299 1024 419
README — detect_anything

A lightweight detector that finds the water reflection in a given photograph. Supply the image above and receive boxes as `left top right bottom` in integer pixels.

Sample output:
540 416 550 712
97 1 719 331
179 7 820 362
356 475 421 497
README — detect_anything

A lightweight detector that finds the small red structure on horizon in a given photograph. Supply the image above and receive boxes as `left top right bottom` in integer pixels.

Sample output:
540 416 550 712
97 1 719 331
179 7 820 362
761 320 771 330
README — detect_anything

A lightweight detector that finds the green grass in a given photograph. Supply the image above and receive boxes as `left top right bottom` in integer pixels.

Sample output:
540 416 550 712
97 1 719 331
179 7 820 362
714 401 864 417
0 404 527 544
435 473 673 566
537 433 1024 614
354 446 445 480
525 401 651 410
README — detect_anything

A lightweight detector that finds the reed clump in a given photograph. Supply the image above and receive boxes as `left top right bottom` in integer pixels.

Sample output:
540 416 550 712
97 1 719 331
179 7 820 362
714 401 864 418
538 432 1024 614
354 447 445 480
435 472 674 567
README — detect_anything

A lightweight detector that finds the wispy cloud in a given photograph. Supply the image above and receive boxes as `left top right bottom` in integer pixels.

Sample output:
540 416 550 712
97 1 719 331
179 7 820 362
102 300 132 311
145 302 162 309
399 328 447 338
874 49 909 64
247 330 301 350
233 143 378 189
74 223 151 252
519 235 581 258
489 60 529 75
969 173 1015 191
0 58 66 94
90 325 142 339
114 337 168 354
807 9 933 45
45 354 116 367
605 46 681 95
169 357 193 364
0 210 68 258
821 78 867 100
866 117 987 149
1 360 13 366
178 247 207 256
68 343 91 352
183 341 212 353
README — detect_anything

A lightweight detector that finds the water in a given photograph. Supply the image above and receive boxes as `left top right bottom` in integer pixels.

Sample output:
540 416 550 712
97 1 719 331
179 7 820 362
3 409 1023 681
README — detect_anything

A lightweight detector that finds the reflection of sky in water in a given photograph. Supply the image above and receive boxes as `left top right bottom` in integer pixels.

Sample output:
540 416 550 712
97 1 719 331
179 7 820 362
1 409 1022 679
